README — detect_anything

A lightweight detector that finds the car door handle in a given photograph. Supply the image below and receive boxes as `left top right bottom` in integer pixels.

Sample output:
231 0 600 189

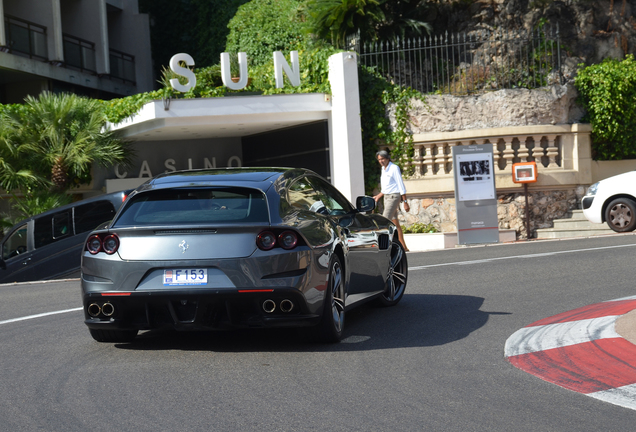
22 258 31 265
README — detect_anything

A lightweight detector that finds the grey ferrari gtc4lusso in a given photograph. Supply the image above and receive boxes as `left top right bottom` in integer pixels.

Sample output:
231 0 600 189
81 168 408 343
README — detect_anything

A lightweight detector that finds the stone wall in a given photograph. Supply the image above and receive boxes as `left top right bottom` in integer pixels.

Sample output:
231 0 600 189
389 84 584 134
398 187 587 239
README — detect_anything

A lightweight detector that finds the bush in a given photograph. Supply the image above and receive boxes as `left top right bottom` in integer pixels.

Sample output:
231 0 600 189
402 223 437 234
575 54 636 160
225 0 310 67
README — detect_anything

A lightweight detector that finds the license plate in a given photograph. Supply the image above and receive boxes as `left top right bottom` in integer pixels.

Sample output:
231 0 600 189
163 269 208 286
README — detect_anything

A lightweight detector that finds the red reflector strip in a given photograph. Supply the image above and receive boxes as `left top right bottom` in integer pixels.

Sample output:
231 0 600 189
238 289 274 293
101 293 132 296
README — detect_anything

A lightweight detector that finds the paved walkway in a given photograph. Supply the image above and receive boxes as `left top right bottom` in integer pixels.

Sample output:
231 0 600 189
505 295 636 410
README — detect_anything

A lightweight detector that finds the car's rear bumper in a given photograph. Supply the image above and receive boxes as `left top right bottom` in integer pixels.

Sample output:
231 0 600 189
82 288 322 331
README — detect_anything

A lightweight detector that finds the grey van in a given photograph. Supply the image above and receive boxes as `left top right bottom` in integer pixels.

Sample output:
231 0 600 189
0 190 130 284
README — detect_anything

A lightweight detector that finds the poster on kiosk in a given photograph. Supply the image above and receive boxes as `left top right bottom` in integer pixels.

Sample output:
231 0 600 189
453 144 499 245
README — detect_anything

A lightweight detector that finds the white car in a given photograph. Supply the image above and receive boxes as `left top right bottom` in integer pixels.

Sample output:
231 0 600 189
582 171 636 232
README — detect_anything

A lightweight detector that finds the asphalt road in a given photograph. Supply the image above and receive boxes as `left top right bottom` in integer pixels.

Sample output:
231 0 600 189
2 235 636 431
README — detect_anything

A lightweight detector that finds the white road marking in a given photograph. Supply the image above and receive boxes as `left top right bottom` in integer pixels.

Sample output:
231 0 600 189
504 315 621 357
590 384 636 410
408 243 636 271
0 307 82 326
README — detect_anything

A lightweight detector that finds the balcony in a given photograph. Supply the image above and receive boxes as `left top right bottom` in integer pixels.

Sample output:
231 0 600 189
3 15 48 60
63 34 96 73
109 49 135 84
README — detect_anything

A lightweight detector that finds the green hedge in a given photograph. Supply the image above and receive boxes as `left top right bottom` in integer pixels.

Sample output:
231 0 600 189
575 54 636 160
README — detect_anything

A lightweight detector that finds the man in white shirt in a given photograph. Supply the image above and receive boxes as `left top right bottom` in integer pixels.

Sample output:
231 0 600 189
372 150 410 251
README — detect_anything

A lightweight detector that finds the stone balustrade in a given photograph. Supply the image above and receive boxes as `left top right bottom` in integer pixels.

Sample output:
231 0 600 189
401 123 593 194
391 124 595 239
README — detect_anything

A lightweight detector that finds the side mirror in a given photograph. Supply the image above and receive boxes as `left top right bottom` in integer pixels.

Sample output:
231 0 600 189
355 196 375 213
338 215 355 228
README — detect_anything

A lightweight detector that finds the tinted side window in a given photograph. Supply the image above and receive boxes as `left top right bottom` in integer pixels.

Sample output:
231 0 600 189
34 215 55 249
34 210 70 248
2 224 28 260
53 212 71 239
74 201 116 234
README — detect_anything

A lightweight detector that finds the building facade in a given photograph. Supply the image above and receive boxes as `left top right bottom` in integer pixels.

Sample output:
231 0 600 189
0 0 153 103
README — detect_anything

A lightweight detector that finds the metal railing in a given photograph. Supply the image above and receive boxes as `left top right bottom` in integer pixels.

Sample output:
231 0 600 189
350 24 563 95
109 49 135 83
63 34 96 73
3 15 48 60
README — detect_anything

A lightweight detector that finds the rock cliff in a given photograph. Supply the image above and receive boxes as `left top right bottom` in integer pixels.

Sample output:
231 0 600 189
431 0 636 66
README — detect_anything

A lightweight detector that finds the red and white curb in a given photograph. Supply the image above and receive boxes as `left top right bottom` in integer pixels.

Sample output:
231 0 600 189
505 295 636 410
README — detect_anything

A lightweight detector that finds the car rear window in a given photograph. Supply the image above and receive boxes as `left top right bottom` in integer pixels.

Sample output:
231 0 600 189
112 187 269 227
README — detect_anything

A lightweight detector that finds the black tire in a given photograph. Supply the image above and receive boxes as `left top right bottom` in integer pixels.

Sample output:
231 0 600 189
89 328 138 343
314 254 345 343
605 198 636 232
377 240 408 307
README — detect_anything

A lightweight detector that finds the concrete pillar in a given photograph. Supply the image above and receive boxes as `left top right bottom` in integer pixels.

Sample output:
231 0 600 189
50 0 64 62
97 0 109 75
0 0 6 47
328 52 365 203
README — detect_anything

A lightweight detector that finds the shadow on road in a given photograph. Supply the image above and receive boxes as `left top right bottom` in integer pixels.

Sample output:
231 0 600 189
115 294 510 352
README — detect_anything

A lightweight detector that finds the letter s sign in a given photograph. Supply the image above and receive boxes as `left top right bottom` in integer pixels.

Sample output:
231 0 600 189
169 53 196 92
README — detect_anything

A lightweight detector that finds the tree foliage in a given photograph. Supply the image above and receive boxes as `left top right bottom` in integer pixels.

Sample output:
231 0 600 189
306 0 432 47
307 0 385 47
575 54 636 160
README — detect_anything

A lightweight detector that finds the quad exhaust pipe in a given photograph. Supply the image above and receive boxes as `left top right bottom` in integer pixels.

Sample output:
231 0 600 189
262 299 294 314
280 299 294 313
262 299 276 313
87 302 115 318
88 303 101 317
102 302 115 317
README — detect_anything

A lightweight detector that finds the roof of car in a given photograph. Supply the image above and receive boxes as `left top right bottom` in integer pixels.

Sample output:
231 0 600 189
135 167 313 192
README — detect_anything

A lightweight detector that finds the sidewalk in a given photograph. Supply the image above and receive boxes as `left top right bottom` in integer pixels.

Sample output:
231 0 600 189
504 295 636 411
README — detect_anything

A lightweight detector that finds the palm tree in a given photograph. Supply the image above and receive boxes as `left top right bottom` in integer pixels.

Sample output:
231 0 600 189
306 0 431 47
307 0 386 47
0 107 45 194
18 92 135 192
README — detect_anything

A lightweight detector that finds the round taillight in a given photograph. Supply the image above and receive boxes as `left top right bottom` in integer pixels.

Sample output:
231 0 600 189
257 231 277 251
278 231 298 250
87 235 102 254
102 234 120 254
